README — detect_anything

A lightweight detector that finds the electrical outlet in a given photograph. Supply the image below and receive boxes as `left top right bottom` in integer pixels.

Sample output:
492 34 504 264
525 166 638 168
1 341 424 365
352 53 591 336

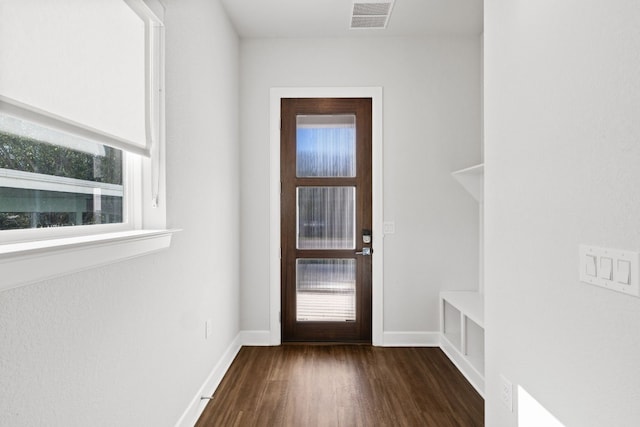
500 375 513 412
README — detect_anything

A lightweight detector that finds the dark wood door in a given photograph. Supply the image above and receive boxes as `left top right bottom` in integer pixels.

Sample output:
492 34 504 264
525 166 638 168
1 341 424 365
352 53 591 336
281 98 372 342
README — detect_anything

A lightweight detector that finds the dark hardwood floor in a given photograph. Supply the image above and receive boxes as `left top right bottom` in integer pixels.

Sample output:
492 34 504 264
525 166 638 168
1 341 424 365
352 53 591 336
195 345 483 426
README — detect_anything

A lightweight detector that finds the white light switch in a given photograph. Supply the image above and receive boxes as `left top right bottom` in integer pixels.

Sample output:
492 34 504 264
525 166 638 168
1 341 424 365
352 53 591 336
599 257 613 280
579 245 640 297
586 254 597 277
617 260 631 285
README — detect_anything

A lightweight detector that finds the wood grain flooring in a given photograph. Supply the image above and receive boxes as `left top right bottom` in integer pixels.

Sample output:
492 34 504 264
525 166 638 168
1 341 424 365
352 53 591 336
195 345 484 427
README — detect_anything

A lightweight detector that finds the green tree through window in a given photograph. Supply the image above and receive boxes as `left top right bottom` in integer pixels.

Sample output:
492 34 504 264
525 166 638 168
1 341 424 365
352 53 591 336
0 131 122 184
0 131 124 230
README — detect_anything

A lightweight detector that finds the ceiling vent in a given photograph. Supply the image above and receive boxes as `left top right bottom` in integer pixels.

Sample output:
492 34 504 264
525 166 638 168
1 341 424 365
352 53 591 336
350 1 395 30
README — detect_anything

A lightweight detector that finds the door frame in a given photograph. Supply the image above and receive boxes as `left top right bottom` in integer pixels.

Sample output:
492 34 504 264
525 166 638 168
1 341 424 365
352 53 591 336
269 87 384 345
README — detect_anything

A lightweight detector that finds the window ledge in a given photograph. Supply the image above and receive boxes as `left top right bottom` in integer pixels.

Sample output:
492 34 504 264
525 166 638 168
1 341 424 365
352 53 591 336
0 229 177 292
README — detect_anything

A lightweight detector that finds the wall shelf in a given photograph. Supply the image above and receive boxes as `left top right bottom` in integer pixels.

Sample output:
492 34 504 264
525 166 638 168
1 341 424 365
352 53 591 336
440 291 485 397
445 164 485 396
451 163 484 202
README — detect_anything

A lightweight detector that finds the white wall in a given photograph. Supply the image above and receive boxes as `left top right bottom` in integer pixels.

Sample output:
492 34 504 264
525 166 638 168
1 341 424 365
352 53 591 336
0 0 240 426
240 36 481 336
485 0 640 426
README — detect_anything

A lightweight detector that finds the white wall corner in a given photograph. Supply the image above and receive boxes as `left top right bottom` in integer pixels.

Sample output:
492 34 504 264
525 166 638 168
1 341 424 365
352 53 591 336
173 333 242 427
382 331 441 347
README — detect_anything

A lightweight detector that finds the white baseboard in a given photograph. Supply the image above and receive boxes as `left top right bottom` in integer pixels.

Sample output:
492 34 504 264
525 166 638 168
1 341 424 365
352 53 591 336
382 331 441 347
173 333 242 427
239 330 272 346
440 335 485 397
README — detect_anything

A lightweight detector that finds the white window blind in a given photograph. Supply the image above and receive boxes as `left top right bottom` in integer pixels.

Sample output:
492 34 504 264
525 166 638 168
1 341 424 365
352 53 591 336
0 0 152 156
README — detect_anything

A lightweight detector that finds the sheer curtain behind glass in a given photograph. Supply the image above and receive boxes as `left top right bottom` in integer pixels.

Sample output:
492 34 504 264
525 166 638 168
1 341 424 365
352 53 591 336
297 186 355 249
296 114 356 250
296 259 356 321
296 115 355 177
295 114 358 322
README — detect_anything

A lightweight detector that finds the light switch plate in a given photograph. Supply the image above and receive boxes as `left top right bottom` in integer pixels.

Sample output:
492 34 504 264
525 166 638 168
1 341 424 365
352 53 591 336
383 221 395 234
579 245 640 297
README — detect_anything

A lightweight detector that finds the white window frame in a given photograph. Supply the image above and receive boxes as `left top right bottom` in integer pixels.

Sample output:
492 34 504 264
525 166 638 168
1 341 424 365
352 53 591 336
0 0 173 292
0 97 137 240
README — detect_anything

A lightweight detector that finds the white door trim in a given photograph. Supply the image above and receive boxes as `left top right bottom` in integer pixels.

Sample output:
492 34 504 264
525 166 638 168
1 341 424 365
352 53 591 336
269 87 384 345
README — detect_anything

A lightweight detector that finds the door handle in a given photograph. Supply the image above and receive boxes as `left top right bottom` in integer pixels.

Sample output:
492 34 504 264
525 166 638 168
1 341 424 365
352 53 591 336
355 247 372 256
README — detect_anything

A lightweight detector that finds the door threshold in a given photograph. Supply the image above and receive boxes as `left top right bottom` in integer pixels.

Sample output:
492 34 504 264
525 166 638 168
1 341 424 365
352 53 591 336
281 341 372 346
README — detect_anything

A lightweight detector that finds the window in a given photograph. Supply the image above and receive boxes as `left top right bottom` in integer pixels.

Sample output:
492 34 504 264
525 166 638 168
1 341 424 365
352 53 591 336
0 112 125 230
0 0 164 237
0 0 170 291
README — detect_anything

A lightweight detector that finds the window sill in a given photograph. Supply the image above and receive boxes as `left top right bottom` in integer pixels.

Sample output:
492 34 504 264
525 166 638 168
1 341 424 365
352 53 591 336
0 229 177 292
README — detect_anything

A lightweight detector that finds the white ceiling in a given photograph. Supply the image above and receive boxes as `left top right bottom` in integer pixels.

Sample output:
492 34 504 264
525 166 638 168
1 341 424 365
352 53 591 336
220 0 483 39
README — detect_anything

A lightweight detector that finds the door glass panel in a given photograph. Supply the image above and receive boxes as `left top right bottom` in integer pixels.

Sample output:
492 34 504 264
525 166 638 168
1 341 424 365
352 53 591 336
296 259 356 322
297 186 355 249
296 114 356 177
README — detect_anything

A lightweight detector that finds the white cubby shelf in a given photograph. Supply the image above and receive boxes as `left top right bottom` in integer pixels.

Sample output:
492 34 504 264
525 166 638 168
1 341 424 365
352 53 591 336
440 291 485 397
